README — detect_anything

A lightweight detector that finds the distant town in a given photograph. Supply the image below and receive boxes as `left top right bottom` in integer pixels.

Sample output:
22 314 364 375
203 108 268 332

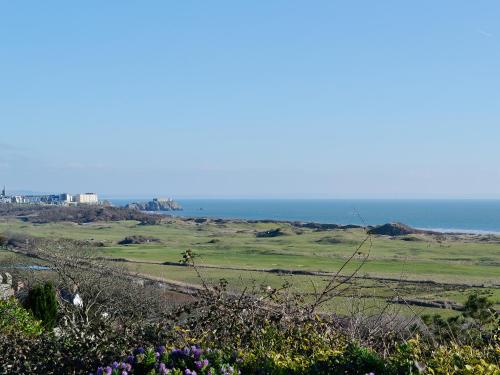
0 186 99 206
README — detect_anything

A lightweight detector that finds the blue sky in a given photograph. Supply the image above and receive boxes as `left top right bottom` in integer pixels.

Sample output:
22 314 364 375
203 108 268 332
1 1 499 198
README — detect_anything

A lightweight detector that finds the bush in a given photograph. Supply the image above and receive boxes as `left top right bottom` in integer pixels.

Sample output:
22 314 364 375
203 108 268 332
0 297 43 337
92 345 241 375
463 292 497 324
25 282 58 330
94 338 500 375
421 292 499 347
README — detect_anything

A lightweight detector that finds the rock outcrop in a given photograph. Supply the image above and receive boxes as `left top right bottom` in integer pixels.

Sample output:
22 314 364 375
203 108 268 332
367 222 435 236
126 198 182 212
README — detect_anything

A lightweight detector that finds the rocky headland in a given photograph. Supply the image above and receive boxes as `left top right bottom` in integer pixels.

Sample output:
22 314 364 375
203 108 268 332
125 198 182 212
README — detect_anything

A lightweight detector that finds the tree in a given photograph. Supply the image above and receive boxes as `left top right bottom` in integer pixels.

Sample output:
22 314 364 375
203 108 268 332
26 282 57 330
463 292 496 324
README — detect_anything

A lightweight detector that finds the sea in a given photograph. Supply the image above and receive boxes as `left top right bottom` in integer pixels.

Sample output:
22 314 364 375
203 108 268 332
106 199 500 234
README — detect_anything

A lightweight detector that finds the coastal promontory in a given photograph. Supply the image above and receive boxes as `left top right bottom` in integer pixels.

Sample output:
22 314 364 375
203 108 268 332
125 198 182 212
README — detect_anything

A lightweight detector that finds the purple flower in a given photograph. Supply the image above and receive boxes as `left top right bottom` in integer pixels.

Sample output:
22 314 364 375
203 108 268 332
122 372 128 375
96 368 104 375
134 347 145 355
171 348 185 360
105 367 112 375
185 370 192 375
120 362 127 369
126 364 132 372
158 362 167 374
157 345 166 354
203 359 209 367
112 361 119 369
195 361 203 370
192 348 202 359
127 355 134 364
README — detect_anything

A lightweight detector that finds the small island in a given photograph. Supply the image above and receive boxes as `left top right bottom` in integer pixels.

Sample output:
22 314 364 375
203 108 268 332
125 197 182 212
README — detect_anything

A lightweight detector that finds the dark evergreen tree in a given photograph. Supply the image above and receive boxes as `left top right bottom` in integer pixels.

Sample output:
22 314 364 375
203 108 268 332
26 282 57 330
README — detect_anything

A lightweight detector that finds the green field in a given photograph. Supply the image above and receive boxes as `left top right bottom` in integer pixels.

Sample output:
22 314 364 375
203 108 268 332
1 217 499 315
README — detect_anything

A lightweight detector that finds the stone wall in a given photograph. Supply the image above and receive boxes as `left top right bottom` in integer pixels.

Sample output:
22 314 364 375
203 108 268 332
0 272 14 299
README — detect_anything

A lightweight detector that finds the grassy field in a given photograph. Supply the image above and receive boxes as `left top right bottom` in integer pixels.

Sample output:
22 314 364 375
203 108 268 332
1 217 499 315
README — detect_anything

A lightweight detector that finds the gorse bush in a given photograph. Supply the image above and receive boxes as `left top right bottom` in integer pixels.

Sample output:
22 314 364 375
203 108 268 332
25 282 58 330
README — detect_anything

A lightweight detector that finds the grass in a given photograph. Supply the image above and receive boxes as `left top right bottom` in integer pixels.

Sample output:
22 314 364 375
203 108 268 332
1 217 499 314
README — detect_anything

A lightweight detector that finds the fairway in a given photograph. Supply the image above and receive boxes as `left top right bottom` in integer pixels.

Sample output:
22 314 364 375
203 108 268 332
1 217 499 315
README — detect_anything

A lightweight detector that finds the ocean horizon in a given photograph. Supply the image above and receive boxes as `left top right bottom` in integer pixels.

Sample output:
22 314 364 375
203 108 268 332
106 198 500 234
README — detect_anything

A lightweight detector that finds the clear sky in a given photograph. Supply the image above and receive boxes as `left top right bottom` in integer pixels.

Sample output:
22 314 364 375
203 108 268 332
1 1 499 198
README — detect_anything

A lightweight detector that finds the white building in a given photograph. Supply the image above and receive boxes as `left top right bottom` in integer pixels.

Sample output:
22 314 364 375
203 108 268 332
59 193 72 204
74 193 99 205
0 185 99 206
12 196 26 204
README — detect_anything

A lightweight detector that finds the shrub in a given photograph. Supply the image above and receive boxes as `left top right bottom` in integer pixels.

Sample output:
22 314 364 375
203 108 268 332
0 297 43 337
463 292 497 324
421 292 499 347
92 345 241 375
25 282 58 330
94 338 500 375
0 234 7 247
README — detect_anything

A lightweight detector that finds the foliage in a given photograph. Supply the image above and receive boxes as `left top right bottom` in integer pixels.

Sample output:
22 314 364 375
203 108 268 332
425 343 500 375
95 337 500 375
0 234 7 247
0 204 163 225
93 346 240 375
25 281 58 330
0 297 43 337
421 292 499 346
463 291 498 324
1 230 499 374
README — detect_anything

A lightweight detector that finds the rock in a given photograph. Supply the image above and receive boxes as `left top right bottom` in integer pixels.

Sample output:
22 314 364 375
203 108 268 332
368 222 435 236
0 273 14 300
126 198 182 212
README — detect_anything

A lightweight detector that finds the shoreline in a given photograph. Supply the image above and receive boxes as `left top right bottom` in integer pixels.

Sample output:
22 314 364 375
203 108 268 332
108 198 500 234
146 211 500 236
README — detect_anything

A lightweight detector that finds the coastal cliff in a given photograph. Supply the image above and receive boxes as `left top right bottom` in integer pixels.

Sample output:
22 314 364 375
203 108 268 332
125 198 182 212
